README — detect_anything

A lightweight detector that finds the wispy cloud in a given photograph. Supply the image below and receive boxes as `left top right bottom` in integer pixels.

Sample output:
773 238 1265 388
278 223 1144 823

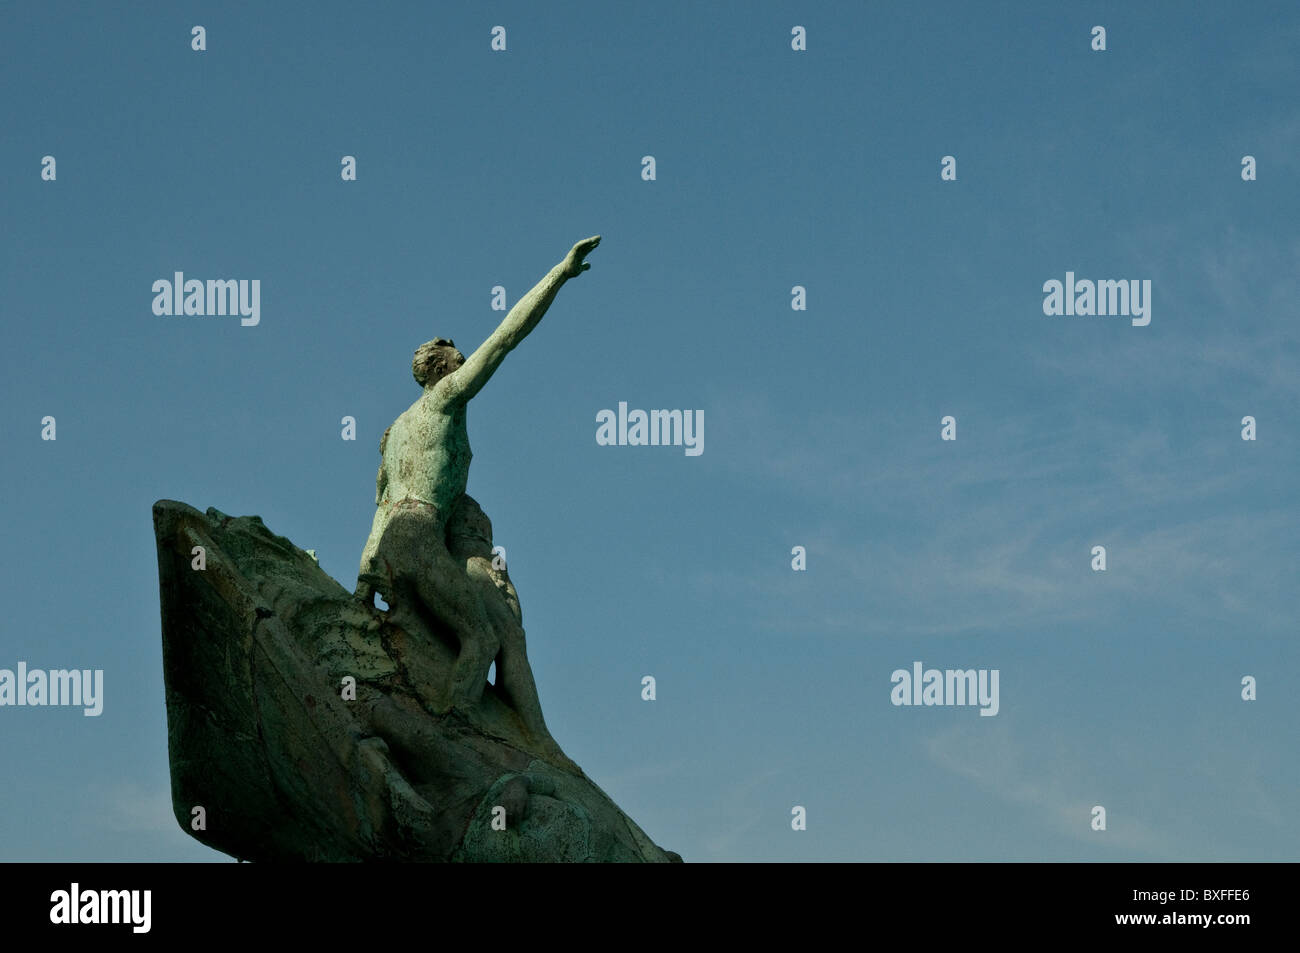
925 723 1181 859
689 222 1298 639
700 766 784 859
925 719 1298 861
689 383 1294 638
102 781 178 835
599 758 686 791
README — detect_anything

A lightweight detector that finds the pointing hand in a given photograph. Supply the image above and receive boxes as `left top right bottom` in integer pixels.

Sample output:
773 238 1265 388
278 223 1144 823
563 235 601 278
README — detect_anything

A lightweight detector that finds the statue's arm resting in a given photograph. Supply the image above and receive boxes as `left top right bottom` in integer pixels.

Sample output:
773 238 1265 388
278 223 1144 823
375 425 391 503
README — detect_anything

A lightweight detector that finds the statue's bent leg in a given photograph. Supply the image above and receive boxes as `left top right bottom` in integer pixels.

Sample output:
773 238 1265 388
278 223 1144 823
467 560 546 736
497 630 581 774
371 500 499 710
465 559 578 771
495 629 550 741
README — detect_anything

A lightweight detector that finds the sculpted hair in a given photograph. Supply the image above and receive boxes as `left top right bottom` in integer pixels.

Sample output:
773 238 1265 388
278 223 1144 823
412 338 457 387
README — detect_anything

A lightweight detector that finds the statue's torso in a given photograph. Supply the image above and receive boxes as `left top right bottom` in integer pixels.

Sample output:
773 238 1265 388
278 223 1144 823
382 393 471 519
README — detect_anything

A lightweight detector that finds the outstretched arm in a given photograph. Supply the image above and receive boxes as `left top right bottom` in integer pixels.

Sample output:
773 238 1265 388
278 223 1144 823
438 236 601 404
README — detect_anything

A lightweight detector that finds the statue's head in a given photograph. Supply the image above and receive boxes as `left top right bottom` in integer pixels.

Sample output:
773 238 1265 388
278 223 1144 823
412 338 466 388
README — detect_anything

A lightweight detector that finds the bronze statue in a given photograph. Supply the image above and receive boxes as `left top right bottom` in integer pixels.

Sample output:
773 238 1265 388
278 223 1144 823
355 237 601 767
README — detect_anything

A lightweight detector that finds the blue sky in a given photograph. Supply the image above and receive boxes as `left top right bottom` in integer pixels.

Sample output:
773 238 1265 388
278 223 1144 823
1 0 1296 861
